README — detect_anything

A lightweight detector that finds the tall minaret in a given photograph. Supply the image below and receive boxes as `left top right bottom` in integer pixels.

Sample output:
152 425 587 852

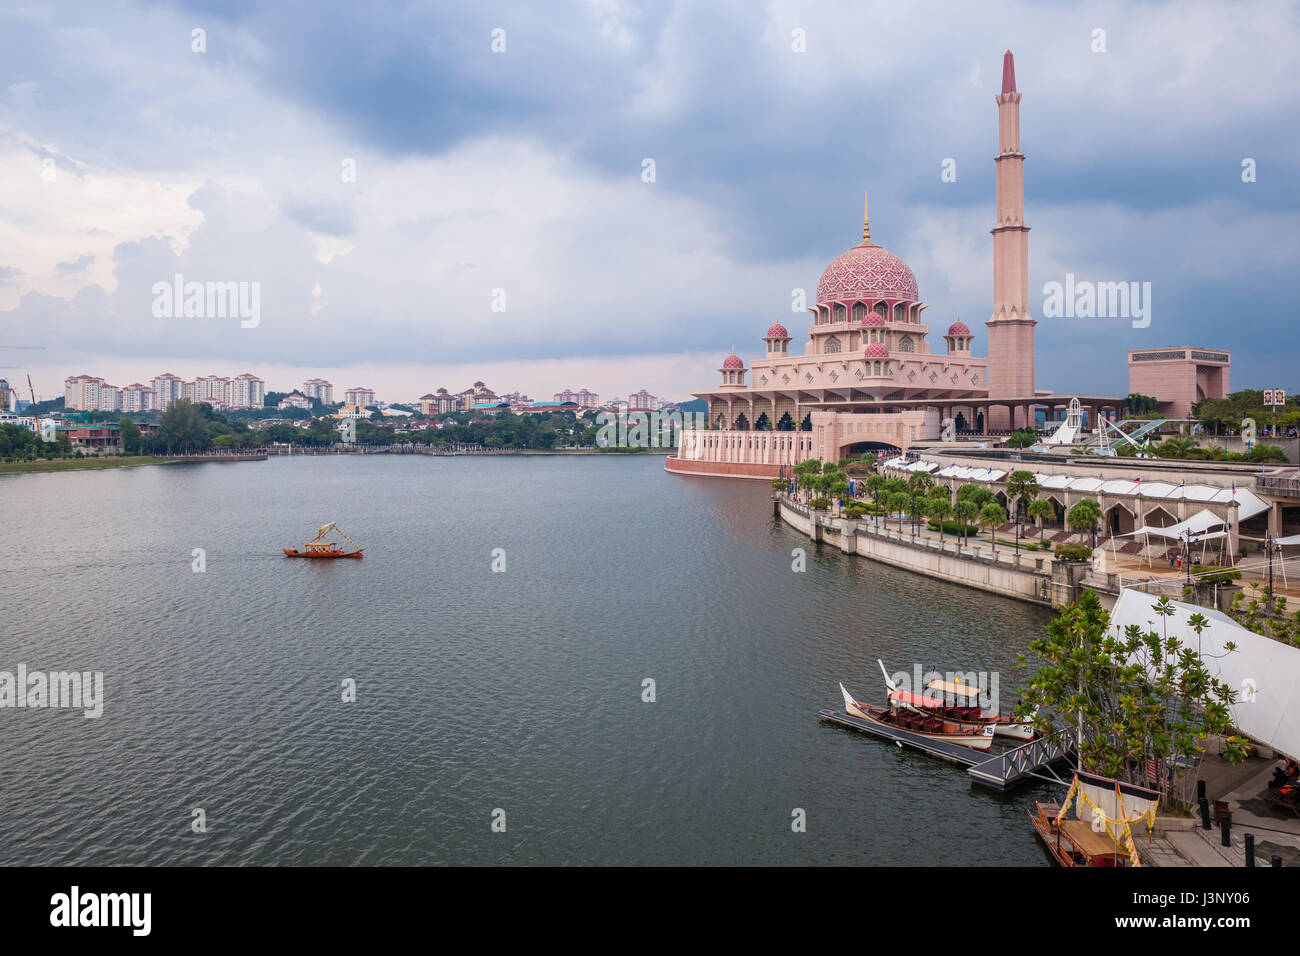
985 50 1036 429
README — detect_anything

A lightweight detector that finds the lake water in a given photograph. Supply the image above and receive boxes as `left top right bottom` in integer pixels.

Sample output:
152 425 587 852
0 454 1055 865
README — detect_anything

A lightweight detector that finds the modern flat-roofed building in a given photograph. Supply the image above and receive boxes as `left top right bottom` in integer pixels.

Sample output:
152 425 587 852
64 374 105 410
1128 347 1230 419
278 393 312 411
302 378 334 404
122 383 153 412
152 373 185 411
553 388 599 408
345 387 376 408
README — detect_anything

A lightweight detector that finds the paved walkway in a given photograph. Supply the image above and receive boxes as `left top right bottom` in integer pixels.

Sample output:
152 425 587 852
1142 758 1300 866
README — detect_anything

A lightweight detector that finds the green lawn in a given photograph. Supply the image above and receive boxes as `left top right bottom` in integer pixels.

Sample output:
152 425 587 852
0 456 175 475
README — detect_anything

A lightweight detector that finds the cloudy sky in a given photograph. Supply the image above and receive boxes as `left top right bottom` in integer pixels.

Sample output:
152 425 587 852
1 0 1297 404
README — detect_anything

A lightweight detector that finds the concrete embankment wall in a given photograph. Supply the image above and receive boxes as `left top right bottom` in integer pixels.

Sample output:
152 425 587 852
778 499 1057 606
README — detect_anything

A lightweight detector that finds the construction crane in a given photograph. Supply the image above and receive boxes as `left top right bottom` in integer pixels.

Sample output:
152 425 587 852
0 346 45 408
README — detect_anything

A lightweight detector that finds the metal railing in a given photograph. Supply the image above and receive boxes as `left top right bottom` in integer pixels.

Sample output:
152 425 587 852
970 733 1076 786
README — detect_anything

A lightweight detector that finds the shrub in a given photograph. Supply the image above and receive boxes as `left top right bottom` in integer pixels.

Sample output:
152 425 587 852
1055 543 1094 561
1195 565 1242 586
808 497 831 509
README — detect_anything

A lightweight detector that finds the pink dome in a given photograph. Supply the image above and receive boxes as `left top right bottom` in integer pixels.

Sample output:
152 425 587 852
765 322 789 338
863 343 889 358
817 242 918 304
947 320 970 336
862 313 885 326
722 354 744 369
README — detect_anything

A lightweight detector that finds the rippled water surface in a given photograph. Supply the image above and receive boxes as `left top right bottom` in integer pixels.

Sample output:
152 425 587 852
0 454 1056 865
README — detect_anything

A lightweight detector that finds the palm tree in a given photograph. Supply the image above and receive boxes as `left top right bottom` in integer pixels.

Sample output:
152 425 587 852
1026 497 1055 542
1067 498 1103 546
979 502 1008 550
1005 469 1040 521
886 492 909 534
928 496 953 544
954 499 978 548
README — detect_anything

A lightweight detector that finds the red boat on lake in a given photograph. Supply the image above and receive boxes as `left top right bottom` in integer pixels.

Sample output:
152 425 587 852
283 522 365 559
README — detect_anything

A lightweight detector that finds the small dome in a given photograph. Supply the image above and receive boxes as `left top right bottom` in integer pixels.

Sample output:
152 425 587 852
863 343 889 358
765 322 789 338
862 313 885 326
722 354 744 370
947 320 971 336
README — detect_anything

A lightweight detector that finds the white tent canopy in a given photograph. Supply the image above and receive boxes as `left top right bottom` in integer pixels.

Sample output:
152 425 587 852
1110 591 1300 760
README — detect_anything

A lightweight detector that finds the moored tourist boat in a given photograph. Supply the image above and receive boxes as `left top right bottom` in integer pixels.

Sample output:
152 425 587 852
839 683 995 751
283 521 365 559
878 660 1036 742
1030 771 1160 867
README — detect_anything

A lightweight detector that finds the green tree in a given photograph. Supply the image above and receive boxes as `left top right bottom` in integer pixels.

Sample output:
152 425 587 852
1005 469 1040 519
954 499 978 547
885 492 909 534
158 399 209 454
928 495 953 544
979 502 1008 549
1017 591 1246 782
1127 392 1159 416
1067 498 1103 546
117 418 143 455
1026 497 1055 542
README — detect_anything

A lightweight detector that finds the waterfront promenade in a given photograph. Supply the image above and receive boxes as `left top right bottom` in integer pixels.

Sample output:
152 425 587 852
775 493 1299 610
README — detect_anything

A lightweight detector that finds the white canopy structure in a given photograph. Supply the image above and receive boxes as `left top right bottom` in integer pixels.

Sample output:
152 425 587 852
1110 591 1300 760
885 459 1272 522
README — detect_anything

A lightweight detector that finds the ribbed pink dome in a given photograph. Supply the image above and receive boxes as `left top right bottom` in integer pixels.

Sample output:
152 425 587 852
765 322 789 338
863 343 889 358
817 243 918 303
862 313 885 326
947 320 971 335
722 354 744 369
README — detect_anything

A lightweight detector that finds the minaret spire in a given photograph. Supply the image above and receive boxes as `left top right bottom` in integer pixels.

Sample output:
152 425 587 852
985 49 1035 430
861 190 873 245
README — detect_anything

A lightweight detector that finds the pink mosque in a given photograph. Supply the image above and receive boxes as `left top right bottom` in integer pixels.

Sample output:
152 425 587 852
666 52 1130 481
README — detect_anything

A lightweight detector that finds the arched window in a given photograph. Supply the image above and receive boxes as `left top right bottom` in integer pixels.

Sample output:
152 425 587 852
825 335 841 354
873 302 888 319
893 302 906 322
873 361 881 375
734 413 749 431
776 412 794 431
852 302 867 322
714 414 726 429
800 413 812 431
755 412 770 431
898 335 914 353
833 303 846 322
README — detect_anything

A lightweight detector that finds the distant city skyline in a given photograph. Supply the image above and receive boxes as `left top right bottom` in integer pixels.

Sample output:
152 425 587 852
2 2 1296 405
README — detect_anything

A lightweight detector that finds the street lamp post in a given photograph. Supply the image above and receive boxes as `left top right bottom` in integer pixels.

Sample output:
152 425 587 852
1266 534 1276 597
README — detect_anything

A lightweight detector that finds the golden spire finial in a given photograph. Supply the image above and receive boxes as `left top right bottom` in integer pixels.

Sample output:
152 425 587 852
861 190 872 244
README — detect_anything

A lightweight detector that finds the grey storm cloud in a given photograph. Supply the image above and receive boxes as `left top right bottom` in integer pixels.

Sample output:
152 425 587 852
0 0 1297 391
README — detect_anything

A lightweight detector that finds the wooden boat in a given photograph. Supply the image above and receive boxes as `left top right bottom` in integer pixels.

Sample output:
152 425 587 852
878 660 1036 742
1031 772 1160 867
283 521 365 559
1030 802 1129 866
839 683 995 751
